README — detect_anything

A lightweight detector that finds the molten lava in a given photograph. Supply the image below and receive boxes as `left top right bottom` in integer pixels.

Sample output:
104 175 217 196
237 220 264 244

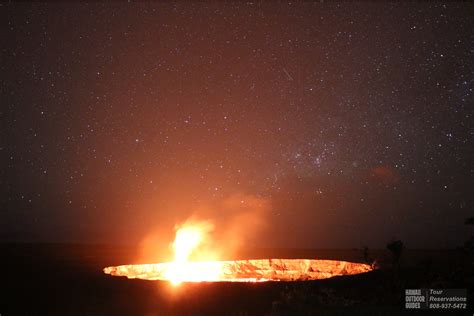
103 221 373 283
104 259 373 282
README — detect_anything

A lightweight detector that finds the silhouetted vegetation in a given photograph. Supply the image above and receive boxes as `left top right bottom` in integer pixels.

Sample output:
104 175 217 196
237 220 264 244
386 240 403 266
361 246 373 264
464 217 474 253
464 217 474 225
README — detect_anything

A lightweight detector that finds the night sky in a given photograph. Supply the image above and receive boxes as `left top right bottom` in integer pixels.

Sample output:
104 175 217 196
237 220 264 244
2 2 473 249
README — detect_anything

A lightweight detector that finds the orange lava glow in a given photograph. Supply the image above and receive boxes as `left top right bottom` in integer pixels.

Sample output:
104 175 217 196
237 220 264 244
103 220 373 283
103 258 373 283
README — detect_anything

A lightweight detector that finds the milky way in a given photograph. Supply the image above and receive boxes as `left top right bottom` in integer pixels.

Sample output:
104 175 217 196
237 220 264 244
2 2 472 248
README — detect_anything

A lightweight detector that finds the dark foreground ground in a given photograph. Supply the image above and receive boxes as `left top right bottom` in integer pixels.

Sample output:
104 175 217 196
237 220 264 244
1 244 473 315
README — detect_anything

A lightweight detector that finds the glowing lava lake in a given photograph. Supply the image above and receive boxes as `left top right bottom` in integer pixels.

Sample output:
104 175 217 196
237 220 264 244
103 220 373 284
103 258 373 283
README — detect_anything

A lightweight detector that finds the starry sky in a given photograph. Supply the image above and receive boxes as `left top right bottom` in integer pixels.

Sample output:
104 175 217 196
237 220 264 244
1 2 473 248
